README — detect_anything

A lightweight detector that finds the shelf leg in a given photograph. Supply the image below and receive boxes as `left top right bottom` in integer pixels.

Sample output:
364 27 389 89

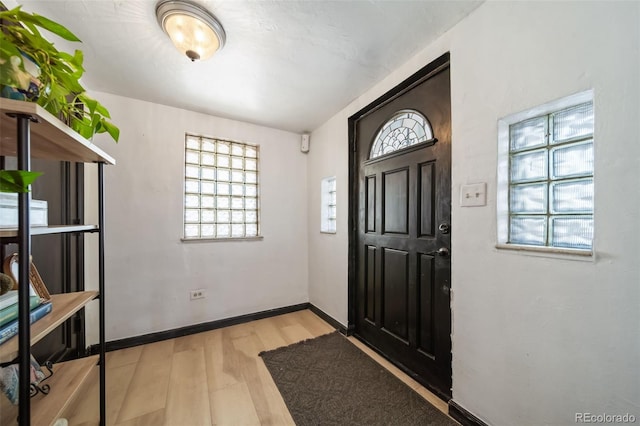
98 162 106 426
17 114 32 426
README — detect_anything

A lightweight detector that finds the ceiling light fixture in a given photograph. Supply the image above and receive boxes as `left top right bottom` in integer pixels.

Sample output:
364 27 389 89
156 0 226 62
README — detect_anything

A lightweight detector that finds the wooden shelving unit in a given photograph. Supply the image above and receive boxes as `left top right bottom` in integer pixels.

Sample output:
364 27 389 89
0 356 99 426
0 98 115 164
0 225 99 240
0 98 113 425
0 292 98 363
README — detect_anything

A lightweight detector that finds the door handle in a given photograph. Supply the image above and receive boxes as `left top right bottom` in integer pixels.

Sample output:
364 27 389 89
427 247 450 257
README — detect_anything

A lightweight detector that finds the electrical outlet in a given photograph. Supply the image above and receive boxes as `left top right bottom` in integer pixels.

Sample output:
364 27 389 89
190 289 206 300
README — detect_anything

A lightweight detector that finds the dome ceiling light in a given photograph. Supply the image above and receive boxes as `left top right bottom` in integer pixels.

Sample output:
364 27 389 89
156 0 226 62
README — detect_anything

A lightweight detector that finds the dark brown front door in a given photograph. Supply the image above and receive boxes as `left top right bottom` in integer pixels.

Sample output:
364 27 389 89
349 54 452 399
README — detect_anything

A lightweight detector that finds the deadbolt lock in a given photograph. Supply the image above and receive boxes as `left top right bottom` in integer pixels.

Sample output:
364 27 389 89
439 223 450 234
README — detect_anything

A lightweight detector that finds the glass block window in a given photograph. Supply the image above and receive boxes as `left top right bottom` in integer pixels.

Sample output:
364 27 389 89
508 102 594 250
321 177 337 233
370 110 433 159
183 134 259 239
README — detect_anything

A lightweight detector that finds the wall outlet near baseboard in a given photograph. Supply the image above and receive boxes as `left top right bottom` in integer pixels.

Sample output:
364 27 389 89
190 289 206 300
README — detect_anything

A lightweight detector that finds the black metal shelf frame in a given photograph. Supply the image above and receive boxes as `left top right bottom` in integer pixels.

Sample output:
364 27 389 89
10 113 107 426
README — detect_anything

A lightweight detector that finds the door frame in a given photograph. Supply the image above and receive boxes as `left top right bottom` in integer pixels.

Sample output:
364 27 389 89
347 52 451 386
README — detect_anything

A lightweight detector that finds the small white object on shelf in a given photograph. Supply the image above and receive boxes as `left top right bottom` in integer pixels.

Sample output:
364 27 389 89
0 193 48 228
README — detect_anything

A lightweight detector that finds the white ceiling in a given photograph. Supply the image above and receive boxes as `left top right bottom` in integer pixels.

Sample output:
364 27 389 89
15 0 482 134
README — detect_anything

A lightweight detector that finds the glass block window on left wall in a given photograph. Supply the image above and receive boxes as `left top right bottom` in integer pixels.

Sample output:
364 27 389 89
183 134 259 239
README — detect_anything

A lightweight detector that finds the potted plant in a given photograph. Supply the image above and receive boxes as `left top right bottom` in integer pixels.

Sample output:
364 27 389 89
0 4 119 143
0 4 119 192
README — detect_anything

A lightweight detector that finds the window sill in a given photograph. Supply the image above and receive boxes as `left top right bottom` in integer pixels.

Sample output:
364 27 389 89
181 236 264 243
320 231 337 235
495 243 594 262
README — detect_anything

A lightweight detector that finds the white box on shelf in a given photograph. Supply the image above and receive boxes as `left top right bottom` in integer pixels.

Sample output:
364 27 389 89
0 193 48 228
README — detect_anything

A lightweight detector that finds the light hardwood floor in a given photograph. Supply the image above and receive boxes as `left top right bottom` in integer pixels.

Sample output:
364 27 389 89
61 309 453 425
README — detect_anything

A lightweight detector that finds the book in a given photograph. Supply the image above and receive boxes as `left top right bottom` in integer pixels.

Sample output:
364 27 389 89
0 291 18 310
0 301 52 345
0 296 41 328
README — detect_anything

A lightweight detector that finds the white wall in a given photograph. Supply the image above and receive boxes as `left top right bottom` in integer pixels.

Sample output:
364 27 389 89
307 118 349 325
307 2 640 425
85 92 309 342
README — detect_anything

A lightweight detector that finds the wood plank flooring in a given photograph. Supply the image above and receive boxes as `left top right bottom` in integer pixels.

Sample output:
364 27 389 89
60 309 453 425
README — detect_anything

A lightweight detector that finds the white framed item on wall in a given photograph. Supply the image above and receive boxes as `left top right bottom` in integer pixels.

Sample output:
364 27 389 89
2 254 51 301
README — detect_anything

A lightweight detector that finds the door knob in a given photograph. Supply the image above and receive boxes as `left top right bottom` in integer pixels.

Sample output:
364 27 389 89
427 247 450 257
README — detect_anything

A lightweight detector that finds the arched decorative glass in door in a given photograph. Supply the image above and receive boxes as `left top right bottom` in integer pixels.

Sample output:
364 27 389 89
369 110 433 159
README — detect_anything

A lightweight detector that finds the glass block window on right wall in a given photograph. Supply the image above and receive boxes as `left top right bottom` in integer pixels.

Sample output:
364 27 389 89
497 90 594 254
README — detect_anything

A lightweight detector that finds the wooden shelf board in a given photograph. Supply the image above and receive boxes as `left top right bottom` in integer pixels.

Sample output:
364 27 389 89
0 98 115 165
0 225 99 239
0 355 99 426
0 291 98 363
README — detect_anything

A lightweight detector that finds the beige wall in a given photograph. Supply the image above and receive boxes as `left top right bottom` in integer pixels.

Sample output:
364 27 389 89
307 2 640 424
85 92 309 342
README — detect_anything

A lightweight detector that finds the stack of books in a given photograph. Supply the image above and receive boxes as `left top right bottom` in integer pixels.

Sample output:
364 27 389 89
0 290 52 345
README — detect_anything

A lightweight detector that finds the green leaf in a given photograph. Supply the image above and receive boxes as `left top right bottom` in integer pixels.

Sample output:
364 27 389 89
70 118 93 139
57 51 84 73
0 180 27 193
73 49 84 68
83 97 98 115
21 20 41 38
0 6 24 21
101 120 120 142
94 102 110 118
0 170 43 193
53 72 84 94
90 112 101 130
0 37 22 57
18 13 81 42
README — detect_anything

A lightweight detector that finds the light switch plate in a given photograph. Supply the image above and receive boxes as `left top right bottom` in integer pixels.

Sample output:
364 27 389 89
460 183 487 207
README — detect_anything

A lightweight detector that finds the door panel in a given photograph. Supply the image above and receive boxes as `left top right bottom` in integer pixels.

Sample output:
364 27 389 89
419 162 436 237
351 54 451 399
365 245 376 323
366 176 376 233
382 169 409 234
418 253 435 356
381 248 409 341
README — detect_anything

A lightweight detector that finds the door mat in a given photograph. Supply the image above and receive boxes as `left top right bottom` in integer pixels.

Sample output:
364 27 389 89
259 332 457 425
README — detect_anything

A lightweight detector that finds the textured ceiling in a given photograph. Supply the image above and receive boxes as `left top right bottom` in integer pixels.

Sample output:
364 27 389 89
13 0 482 133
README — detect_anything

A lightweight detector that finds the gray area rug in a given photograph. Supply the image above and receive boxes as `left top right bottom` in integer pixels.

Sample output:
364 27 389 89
259 332 457 426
